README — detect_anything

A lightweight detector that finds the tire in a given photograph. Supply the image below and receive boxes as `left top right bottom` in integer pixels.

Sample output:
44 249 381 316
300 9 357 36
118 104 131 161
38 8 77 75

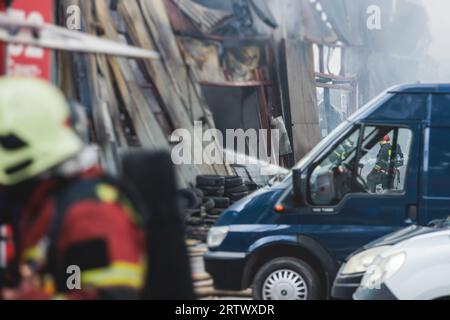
225 184 249 194
185 209 201 218
178 189 202 210
199 186 225 197
246 182 259 191
225 176 244 188
204 218 217 225
186 217 203 226
202 198 215 211
208 208 224 217
229 191 249 201
252 257 322 301
192 188 205 200
209 197 230 209
196 175 225 187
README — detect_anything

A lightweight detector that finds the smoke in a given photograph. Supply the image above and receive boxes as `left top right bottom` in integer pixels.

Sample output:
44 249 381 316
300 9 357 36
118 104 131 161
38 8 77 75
423 0 450 82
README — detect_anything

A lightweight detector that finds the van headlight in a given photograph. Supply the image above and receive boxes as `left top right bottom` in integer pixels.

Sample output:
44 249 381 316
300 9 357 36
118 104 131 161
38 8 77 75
207 227 229 248
341 246 390 275
360 252 406 289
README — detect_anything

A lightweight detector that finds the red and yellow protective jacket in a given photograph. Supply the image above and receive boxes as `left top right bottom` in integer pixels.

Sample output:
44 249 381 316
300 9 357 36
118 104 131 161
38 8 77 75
7 166 145 300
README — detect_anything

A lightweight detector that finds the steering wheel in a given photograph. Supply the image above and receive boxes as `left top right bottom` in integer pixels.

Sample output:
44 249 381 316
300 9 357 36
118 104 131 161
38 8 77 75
335 163 369 191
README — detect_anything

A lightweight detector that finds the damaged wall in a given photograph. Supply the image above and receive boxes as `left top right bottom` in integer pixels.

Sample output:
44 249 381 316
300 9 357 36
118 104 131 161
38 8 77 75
58 0 231 187
59 0 335 171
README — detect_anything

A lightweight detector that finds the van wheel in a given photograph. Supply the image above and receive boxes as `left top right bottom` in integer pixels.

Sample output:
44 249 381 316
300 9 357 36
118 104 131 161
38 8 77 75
252 257 321 300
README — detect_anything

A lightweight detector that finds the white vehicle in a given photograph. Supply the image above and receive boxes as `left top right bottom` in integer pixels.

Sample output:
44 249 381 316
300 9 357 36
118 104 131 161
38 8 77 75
354 218 450 300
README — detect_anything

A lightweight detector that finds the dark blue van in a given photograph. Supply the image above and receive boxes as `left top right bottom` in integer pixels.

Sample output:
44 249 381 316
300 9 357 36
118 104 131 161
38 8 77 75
204 84 450 300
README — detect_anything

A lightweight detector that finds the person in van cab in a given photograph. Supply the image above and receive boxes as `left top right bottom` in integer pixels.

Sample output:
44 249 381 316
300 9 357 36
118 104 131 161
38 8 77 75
328 139 355 166
367 135 404 193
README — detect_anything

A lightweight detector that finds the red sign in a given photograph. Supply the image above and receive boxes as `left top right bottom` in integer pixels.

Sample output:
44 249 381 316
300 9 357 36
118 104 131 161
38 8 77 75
0 225 14 268
5 0 53 79
0 1 6 75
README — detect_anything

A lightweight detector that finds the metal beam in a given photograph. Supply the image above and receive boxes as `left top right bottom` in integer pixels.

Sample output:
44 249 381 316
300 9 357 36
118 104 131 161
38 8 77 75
0 13 160 59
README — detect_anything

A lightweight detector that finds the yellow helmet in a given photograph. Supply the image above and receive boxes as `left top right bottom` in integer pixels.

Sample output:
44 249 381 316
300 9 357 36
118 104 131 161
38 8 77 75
0 77 83 186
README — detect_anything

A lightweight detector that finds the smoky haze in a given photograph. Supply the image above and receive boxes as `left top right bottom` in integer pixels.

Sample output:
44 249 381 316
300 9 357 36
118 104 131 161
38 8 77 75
424 0 450 82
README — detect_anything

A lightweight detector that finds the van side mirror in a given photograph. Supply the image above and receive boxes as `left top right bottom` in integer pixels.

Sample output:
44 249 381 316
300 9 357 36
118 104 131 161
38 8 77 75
292 168 303 202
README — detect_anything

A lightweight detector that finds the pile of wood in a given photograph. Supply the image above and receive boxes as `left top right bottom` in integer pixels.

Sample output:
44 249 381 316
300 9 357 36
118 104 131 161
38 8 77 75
187 241 252 300
58 0 231 187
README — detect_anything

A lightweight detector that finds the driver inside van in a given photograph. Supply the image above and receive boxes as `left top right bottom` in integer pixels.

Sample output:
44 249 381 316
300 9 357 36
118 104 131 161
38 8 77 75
328 139 354 166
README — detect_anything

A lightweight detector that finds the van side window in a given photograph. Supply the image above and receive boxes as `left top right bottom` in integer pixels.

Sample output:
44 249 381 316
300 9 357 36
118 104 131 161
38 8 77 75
309 129 360 206
309 126 412 206
357 127 412 194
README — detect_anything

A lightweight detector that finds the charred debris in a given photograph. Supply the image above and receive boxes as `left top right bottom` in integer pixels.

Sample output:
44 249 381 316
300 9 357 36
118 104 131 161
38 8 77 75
55 0 432 188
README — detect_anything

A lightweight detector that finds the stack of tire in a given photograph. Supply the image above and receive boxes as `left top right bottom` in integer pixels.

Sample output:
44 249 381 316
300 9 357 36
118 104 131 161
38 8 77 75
195 175 230 226
223 176 250 203
179 176 227 241
181 175 252 242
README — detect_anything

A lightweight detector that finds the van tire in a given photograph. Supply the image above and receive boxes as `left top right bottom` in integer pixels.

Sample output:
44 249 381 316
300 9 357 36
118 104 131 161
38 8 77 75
252 257 321 300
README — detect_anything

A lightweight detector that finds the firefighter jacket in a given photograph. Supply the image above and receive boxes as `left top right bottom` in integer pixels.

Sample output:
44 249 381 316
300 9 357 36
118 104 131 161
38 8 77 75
8 166 146 300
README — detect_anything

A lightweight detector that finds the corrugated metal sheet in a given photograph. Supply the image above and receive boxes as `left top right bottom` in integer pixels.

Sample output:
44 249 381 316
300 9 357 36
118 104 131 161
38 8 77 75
301 0 338 45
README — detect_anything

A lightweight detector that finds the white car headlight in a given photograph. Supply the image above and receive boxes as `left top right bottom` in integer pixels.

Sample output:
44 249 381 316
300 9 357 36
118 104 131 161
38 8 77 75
361 252 406 289
341 246 391 275
207 226 229 248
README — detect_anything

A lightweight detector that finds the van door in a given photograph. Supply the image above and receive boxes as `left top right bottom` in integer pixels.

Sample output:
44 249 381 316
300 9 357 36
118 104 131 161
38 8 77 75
300 122 420 261
420 94 450 224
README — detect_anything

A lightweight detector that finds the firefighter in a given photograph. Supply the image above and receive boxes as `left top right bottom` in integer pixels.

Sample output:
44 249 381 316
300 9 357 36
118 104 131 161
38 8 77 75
367 135 403 193
328 138 354 166
0 77 145 300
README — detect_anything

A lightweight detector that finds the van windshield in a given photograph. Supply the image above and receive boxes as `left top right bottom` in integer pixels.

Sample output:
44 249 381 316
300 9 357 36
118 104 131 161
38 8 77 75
278 121 352 188
292 121 352 171
291 91 395 172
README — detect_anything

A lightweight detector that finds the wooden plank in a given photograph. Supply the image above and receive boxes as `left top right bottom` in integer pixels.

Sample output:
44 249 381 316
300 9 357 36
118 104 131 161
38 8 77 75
118 0 230 177
94 1 168 151
200 80 273 87
95 0 198 187
118 0 190 129
284 40 321 161
61 0 231 182
95 54 129 148
285 40 319 125
139 0 230 176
